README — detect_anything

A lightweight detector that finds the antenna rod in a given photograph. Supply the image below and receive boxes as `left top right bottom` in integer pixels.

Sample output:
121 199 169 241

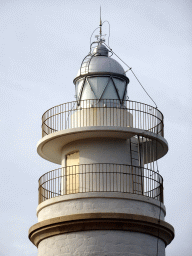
99 6 102 40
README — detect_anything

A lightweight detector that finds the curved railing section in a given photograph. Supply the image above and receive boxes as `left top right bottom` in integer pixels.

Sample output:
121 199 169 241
42 99 164 137
38 163 163 204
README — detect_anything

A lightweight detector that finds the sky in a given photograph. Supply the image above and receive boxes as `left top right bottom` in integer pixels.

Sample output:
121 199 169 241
0 0 191 255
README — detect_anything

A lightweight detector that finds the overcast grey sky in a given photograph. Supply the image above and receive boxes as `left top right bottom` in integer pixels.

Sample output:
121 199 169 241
0 0 191 255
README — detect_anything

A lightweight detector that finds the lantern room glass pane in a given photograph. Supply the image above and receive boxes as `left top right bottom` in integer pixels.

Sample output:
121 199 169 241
88 77 109 99
76 78 85 100
81 80 97 100
113 78 126 99
101 79 118 100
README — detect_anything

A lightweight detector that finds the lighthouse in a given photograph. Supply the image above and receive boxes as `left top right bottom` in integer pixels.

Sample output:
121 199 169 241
29 19 174 256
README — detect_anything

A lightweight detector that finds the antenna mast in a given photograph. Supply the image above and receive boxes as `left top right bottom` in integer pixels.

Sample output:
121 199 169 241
99 6 102 41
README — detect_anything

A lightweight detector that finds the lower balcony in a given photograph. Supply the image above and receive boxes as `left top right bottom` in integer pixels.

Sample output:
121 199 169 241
38 163 163 204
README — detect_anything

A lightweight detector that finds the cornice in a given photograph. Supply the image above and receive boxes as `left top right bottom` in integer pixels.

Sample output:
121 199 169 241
29 213 174 247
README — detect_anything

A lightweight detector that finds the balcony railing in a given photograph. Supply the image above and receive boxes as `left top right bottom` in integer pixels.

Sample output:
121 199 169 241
38 163 163 204
42 99 164 137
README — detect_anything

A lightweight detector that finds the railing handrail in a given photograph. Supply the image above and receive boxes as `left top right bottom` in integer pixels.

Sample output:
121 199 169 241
38 163 163 204
41 99 164 138
38 163 163 180
42 99 163 116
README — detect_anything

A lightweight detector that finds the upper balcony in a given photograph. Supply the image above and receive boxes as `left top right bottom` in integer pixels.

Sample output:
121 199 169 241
37 99 167 164
42 99 164 137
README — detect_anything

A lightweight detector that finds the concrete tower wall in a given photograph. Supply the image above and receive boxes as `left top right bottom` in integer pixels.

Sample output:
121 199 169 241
37 193 166 222
61 138 137 166
38 231 165 256
71 108 133 128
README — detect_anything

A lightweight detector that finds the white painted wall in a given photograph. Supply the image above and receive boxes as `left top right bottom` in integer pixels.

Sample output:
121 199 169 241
37 193 165 222
61 138 135 166
38 230 165 256
71 108 133 128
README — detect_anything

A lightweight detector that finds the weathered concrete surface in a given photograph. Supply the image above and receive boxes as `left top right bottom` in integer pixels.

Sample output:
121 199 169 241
37 193 165 222
37 230 165 256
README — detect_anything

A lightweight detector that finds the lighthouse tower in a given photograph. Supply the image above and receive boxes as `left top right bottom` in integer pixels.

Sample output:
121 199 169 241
29 20 174 256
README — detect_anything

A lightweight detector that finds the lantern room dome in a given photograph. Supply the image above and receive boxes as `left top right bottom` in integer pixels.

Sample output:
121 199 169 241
73 43 129 103
75 44 125 78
